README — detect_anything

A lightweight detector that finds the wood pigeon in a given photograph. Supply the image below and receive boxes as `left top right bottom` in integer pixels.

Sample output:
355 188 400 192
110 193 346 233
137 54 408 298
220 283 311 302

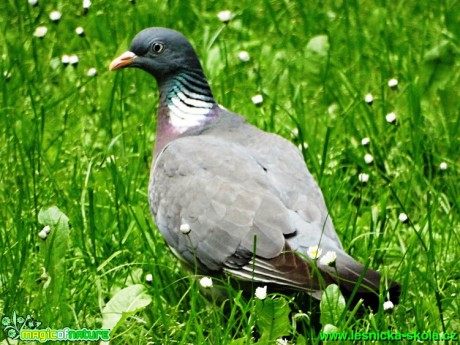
110 27 400 308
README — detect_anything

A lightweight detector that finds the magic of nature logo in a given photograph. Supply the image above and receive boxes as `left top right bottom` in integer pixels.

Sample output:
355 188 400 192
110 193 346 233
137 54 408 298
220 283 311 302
2 312 110 342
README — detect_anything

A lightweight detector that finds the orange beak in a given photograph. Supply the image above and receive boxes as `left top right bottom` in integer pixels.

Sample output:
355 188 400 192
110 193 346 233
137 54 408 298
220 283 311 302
109 51 137 71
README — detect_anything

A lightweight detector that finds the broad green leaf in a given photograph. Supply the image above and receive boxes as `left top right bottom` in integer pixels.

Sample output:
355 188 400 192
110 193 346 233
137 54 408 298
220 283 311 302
38 206 70 265
255 298 291 343
295 334 307 345
323 323 339 333
320 284 346 327
304 35 330 83
321 324 352 345
229 338 249 345
102 284 152 334
38 206 70 313
420 39 456 93
0 340 19 345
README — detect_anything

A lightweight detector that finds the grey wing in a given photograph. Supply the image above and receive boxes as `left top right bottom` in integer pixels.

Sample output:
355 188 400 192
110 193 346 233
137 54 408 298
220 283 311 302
235 128 387 293
212 121 343 249
149 135 295 273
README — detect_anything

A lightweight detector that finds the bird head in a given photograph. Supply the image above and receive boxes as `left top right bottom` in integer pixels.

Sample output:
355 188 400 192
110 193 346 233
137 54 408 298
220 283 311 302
109 27 204 83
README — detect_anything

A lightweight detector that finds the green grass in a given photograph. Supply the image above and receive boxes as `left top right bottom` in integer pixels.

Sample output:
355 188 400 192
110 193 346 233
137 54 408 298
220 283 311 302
1 0 459 344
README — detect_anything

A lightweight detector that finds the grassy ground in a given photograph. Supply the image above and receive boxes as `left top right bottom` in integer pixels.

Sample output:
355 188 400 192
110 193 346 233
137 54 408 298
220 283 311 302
1 0 459 344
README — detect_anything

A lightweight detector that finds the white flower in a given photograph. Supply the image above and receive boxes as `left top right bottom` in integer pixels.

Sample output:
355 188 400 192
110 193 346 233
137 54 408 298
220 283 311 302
364 93 374 104
275 339 288 345
145 273 153 282
83 0 91 9
385 112 397 123
383 300 394 311
199 277 213 288
3 71 11 80
398 213 408 223
61 54 70 65
361 137 370 146
307 246 322 260
328 103 338 116
28 0 38 6
69 54 79 65
49 11 62 22
87 68 97 77
255 286 267 300
439 162 448 170
237 51 250 62
364 153 374 164
106 155 115 163
251 94 263 106
319 251 337 266
75 27 84 36
180 223 191 234
388 78 398 88
33 26 48 38
217 10 232 23
358 173 369 183
38 230 48 240
43 225 51 234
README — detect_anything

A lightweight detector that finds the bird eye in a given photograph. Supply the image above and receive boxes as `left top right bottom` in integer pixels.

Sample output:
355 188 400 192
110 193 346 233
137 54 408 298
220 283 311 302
151 43 164 54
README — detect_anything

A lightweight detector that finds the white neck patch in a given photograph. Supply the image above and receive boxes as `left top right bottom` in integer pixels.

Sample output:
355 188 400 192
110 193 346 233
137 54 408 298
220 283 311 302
167 94 213 133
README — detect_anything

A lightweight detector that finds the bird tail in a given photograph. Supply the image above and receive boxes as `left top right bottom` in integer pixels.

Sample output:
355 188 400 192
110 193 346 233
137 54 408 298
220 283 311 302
329 252 401 309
